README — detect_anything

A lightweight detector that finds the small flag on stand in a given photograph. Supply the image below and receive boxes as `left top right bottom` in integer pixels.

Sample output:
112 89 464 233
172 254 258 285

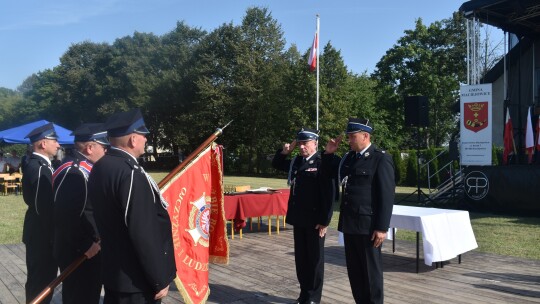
503 107 515 165
525 106 534 164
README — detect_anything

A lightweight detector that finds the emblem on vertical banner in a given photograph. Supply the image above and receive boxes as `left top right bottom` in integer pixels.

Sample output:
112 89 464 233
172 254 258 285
464 102 488 132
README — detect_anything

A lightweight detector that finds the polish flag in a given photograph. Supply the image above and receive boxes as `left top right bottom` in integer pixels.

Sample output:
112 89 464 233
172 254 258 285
308 32 318 72
525 106 534 164
502 108 515 165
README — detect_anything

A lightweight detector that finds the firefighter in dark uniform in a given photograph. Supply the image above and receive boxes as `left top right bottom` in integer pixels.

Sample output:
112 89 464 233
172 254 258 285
22 122 60 303
272 128 334 304
88 109 176 304
52 123 109 304
322 118 395 304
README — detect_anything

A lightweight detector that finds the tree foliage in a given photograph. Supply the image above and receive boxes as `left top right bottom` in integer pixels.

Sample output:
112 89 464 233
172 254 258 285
372 12 467 149
0 9 478 174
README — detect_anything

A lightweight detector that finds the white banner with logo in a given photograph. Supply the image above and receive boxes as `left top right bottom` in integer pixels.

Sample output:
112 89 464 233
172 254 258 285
460 84 492 166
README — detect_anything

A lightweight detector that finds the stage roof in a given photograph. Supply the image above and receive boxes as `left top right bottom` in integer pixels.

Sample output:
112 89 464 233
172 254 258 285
459 0 540 39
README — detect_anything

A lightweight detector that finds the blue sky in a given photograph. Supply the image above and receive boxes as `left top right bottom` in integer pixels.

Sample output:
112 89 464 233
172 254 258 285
0 0 501 90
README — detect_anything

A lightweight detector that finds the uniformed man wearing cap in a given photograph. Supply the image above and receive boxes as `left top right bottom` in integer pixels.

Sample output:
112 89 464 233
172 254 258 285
272 128 334 304
88 109 176 303
322 118 395 304
52 123 109 304
21 122 61 303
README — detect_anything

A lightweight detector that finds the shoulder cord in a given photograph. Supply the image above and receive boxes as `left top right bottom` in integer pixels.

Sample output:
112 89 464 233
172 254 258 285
34 164 53 215
140 166 168 210
124 170 135 227
287 156 298 186
338 151 350 186
124 166 168 227
54 161 91 217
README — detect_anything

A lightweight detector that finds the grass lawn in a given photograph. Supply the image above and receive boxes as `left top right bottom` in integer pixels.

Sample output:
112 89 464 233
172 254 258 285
0 194 27 244
2 173 539 260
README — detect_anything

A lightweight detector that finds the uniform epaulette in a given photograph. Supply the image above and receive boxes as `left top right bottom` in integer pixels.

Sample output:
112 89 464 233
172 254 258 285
374 148 386 154
123 158 138 170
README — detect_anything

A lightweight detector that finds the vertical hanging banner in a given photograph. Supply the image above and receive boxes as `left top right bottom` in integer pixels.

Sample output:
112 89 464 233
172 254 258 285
160 143 229 304
460 83 492 165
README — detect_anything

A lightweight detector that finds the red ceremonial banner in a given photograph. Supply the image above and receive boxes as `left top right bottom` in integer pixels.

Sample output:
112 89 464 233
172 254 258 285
160 143 229 304
464 101 489 132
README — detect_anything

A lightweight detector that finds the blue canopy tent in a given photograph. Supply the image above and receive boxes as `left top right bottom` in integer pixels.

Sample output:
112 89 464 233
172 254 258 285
0 120 74 145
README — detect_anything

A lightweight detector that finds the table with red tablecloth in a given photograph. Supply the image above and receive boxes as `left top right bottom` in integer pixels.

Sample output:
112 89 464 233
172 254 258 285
224 189 290 233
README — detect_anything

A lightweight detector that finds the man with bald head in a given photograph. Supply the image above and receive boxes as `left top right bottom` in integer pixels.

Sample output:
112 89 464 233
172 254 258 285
88 109 176 304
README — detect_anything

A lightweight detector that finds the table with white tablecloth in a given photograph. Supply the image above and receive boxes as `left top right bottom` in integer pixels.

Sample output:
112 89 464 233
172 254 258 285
388 205 478 266
338 205 478 270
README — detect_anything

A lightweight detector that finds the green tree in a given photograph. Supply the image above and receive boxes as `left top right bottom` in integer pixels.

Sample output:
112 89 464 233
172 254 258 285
190 7 288 173
0 88 24 129
26 42 116 129
372 12 467 149
147 22 207 155
405 150 418 187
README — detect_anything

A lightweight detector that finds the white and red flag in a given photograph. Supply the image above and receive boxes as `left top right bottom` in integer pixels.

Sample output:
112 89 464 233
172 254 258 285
525 106 534 164
502 107 515 165
160 143 229 304
308 31 318 72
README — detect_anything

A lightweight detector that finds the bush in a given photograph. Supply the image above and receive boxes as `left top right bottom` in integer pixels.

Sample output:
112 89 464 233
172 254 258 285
390 149 405 185
405 150 418 187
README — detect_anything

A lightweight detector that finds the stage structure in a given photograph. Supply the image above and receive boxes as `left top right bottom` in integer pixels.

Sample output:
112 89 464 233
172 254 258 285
457 0 540 214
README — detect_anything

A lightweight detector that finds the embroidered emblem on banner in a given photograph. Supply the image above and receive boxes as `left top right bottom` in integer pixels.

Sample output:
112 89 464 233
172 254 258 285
187 193 211 247
464 102 488 132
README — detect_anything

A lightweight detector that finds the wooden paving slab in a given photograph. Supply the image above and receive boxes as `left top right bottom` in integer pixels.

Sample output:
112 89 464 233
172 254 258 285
1 226 539 303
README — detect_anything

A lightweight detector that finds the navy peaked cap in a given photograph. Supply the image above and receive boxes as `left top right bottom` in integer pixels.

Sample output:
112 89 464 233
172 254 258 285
71 123 110 146
105 109 150 137
296 128 319 141
25 122 58 143
346 117 373 134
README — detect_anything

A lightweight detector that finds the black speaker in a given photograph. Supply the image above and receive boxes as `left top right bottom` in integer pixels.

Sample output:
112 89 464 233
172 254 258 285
404 96 429 127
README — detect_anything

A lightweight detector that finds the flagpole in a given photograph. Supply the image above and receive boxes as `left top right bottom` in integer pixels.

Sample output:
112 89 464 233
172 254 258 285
29 255 87 304
316 14 320 130
158 121 232 189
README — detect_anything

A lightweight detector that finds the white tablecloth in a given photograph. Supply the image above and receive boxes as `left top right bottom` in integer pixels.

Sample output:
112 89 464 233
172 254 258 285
337 205 478 266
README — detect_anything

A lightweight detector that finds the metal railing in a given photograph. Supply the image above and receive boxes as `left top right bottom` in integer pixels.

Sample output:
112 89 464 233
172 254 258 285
420 149 463 202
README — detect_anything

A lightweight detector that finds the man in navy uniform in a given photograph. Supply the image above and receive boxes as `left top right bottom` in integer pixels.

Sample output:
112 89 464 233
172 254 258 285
272 128 334 304
22 122 61 303
52 123 108 303
88 109 176 303
322 118 395 304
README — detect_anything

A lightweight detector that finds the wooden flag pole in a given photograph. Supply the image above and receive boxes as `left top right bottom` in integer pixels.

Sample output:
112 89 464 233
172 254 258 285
158 121 232 189
29 255 87 304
